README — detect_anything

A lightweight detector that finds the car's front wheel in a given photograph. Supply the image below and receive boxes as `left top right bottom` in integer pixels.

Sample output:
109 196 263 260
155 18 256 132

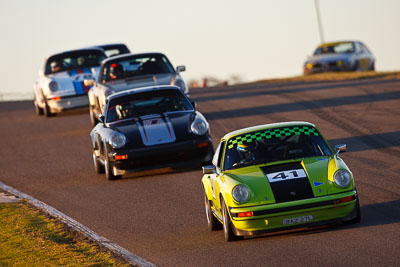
34 98 44 116
369 62 375 71
104 146 122 180
204 190 222 231
201 149 214 166
221 198 242 241
92 148 104 174
41 91 54 117
43 103 54 117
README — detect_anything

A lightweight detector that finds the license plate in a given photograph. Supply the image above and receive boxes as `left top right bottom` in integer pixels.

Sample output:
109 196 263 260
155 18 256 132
283 215 313 225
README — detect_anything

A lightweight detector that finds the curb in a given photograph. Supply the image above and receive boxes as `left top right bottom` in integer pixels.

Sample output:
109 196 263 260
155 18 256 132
0 181 157 267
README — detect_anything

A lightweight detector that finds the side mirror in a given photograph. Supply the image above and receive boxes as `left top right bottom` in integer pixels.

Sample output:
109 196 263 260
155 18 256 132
202 165 215 175
334 144 347 157
176 65 186 73
99 115 105 124
84 79 95 87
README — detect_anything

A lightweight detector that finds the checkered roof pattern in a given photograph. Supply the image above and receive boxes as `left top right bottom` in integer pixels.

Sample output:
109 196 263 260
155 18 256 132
227 126 319 149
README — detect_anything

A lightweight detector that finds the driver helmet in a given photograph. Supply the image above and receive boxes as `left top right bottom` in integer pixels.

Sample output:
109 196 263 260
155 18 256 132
237 142 257 162
50 60 62 72
110 63 124 80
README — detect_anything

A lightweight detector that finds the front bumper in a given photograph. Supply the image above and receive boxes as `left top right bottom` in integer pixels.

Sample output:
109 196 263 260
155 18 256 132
228 190 358 236
304 62 353 74
108 136 214 175
47 94 89 113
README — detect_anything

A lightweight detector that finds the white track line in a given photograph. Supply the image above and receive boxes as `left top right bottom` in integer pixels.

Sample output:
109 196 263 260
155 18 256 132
0 181 157 267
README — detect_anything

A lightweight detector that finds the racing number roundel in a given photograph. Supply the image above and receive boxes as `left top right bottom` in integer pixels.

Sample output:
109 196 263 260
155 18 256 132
266 169 307 183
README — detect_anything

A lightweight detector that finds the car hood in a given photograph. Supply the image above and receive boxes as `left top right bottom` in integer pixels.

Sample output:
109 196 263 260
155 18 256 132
108 110 196 148
47 67 99 95
306 53 352 63
105 73 175 95
225 157 330 205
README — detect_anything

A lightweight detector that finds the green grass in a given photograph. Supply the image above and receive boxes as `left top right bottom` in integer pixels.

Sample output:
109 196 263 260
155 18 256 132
253 71 400 84
0 201 128 266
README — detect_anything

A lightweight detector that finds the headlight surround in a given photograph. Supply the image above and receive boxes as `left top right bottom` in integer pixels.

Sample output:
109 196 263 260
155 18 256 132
232 185 250 203
191 119 208 135
49 81 59 92
333 169 351 188
109 132 126 149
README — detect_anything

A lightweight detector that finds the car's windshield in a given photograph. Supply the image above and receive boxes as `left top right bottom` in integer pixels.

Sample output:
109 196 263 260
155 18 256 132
45 50 106 75
314 42 355 55
223 126 332 170
101 54 175 83
106 89 193 123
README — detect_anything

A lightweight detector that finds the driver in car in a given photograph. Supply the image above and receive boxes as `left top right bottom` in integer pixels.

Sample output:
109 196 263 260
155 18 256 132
236 142 258 165
115 104 131 120
50 60 63 73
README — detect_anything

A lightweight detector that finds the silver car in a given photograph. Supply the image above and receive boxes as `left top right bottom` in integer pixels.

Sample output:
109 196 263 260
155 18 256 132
33 48 107 117
86 52 188 126
303 41 375 74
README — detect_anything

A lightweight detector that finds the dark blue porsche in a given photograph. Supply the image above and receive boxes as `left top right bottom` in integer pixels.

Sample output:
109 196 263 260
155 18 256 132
90 85 214 180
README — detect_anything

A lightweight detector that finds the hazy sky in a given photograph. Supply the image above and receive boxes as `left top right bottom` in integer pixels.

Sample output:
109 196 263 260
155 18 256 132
0 0 399 100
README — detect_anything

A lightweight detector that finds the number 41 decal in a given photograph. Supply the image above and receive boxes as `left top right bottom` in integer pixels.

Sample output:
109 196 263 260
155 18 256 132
266 169 307 183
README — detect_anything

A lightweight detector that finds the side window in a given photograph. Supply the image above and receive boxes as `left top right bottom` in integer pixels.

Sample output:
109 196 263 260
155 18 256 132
358 43 366 54
355 43 363 54
212 140 225 170
360 43 370 54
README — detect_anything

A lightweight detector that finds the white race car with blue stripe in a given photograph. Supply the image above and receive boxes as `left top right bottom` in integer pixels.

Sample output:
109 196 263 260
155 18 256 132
33 48 107 117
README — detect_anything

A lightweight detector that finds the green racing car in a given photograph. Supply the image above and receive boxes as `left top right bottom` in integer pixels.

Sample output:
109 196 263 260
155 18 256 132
201 121 360 241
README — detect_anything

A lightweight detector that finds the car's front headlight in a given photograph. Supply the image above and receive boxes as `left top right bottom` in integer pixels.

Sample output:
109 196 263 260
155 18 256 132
109 132 126 149
334 169 351 188
191 119 208 135
232 185 250 203
174 79 188 94
49 81 59 92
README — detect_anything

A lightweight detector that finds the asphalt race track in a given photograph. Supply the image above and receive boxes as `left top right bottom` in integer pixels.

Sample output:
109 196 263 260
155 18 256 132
1 78 400 266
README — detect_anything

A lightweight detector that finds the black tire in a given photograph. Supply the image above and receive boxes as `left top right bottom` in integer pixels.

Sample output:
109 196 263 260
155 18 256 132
369 62 375 71
204 190 222 231
104 145 122 180
34 99 44 116
353 61 360 71
41 91 54 117
90 105 99 127
92 148 105 174
201 147 214 166
221 199 242 241
43 103 54 117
